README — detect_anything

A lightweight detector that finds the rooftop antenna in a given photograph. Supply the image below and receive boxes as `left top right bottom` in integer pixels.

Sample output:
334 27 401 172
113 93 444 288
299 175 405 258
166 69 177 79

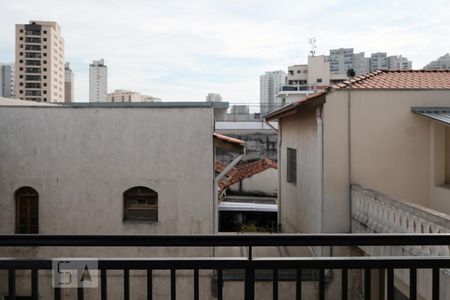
309 37 317 56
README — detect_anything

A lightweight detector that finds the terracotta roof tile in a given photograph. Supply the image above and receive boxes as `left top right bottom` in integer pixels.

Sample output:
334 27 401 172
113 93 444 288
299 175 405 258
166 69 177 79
216 157 277 190
335 70 450 89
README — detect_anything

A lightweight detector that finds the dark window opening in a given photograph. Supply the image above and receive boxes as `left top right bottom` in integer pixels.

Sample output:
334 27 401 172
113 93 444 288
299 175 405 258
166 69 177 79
287 147 297 184
15 187 39 234
123 186 158 221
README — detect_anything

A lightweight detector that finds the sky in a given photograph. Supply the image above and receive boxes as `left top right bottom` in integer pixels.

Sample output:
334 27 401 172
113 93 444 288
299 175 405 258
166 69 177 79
0 0 449 103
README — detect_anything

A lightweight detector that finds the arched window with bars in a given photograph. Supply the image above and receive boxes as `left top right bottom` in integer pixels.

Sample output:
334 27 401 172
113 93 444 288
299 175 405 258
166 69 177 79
15 186 39 234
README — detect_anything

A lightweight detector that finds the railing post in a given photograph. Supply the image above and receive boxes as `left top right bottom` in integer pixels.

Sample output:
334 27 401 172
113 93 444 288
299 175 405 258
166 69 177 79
245 267 255 300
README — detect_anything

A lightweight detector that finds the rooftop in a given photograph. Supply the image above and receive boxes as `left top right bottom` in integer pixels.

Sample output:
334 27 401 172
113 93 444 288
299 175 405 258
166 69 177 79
0 99 229 109
335 70 450 89
217 157 277 190
265 70 450 121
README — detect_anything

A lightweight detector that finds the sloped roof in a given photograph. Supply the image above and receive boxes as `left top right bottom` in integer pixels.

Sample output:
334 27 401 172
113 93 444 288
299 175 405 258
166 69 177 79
335 70 450 89
265 70 450 121
217 157 277 190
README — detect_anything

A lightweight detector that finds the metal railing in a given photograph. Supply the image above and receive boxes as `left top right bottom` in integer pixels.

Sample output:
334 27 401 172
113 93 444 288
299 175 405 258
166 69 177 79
1 234 450 300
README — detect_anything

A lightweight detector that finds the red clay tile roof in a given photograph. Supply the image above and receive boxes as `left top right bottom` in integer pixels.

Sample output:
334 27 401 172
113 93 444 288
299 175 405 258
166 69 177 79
265 70 450 121
335 70 450 89
216 157 277 190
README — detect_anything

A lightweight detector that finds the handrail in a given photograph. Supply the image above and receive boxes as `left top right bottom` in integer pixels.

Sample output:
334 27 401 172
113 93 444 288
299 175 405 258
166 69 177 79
1 233 450 247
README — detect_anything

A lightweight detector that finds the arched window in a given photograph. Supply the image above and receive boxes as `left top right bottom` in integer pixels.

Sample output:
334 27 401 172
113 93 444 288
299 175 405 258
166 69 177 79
15 186 39 234
123 187 158 221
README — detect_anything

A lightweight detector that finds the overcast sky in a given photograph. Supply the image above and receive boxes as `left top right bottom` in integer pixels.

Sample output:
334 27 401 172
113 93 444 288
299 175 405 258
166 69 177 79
0 0 449 103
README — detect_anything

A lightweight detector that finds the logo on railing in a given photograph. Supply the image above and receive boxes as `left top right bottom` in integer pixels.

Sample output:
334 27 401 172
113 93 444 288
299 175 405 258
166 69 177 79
52 258 98 288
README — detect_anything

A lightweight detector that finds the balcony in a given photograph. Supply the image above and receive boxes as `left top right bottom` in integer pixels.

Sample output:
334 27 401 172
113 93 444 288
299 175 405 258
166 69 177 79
1 234 450 299
352 184 450 299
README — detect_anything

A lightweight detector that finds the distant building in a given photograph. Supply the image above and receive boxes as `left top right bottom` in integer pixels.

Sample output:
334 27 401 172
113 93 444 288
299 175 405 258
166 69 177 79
329 48 354 74
260 70 286 115
15 21 65 102
89 59 107 102
107 89 161 102
64 62 74 103
424 53 450 70
370 52 388 71
352 52 371 75
206 93 222 102
388 55 412 70
0 63 14 98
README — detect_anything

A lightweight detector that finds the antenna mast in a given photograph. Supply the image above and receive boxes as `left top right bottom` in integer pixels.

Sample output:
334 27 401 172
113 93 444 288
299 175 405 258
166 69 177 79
309 37 317 56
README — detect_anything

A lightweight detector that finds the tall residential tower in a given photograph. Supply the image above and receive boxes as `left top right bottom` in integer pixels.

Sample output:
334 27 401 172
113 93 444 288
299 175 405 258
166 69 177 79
260 70 286 115
64 62 74 102
15 21 64 102
0 63 14 98
89 59 107 102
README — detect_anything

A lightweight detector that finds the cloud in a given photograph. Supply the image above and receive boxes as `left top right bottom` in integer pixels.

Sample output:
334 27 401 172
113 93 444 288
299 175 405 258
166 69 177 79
0 0 449 102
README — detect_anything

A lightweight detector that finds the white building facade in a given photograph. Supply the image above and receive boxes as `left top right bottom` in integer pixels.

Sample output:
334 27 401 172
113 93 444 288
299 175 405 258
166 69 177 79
424 53 450 70
64 62 74 102
260 70 286 115
206 93 222 102
89 59 107 102
107 89 161 102
0 63 14 98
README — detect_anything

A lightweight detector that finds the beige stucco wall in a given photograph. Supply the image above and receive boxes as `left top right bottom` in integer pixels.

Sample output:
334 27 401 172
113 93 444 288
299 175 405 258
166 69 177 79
279 89 450 236
346 90 450 211
322 91 351 233
278 109 321 234
322 89 450 223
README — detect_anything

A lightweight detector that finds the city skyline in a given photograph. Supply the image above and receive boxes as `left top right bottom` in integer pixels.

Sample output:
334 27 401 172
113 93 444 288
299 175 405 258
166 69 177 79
0 0 449 103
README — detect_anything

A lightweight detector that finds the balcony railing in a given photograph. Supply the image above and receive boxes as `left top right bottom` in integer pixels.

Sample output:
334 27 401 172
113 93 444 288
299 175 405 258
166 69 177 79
1 234 450 300
352 185 450 299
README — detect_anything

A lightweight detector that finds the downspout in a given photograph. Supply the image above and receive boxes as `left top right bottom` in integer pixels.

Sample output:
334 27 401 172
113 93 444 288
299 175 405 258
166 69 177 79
347 84 352 233
277 121 282 230
265 118 280 229
214 154 244 233
316 106 324 235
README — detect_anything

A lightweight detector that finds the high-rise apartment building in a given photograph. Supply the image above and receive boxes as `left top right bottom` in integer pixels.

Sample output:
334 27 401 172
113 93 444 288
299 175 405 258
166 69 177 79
260 70 286 115
424 53 450 70
370 52 388 71
387 55 412 70
329 48 354 74
64 62 74 102
15 21 65 102
352 52 371 75
206 93 222 102
89 59 107 102
0 63 14 98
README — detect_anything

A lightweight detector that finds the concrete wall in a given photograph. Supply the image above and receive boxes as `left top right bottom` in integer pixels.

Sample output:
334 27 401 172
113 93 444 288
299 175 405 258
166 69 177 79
229 168 277 196
0 106 215 299
279 109 320 233
0 106 214 235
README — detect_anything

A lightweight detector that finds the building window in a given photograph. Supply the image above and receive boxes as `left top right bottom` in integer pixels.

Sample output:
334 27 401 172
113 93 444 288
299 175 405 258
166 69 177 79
123 187 158 221
317 78 323 83
287 148 297 184
15 187 39 234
